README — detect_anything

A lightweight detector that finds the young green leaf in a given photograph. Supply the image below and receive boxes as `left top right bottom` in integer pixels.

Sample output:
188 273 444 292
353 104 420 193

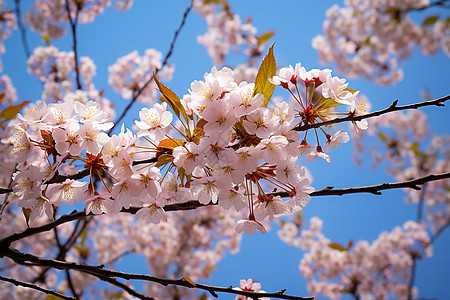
253 43 276 107
155 154 173 168
154 75 188 122
422 15 439 26
0 100 31 122
328 242 347 251
257 31 276 45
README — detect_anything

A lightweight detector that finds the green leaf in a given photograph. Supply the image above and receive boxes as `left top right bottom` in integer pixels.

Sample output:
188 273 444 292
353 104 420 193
253 43 276 107
183 276 196 286
22 208 31 228
178 167 186 184
80 228 87 246
44 295 66 300
257 31 275 45
154 75 188 122
409 143 428 159
155 154 173 168
328 242 347 251
423 15 439 26
377 132 388 142
0 100 30 122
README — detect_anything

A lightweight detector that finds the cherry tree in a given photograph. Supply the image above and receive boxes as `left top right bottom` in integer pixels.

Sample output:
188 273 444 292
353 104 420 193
0 0 449 299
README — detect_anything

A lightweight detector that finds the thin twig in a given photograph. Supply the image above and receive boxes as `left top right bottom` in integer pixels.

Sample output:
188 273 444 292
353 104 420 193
14 0 30 58
0 96 447 197
33 217 90 284
407 185 428 300
0 275 76 300
293 95 449 132
273 172 450 198
108 3 193 135
96 275 155 300
1 172 449 249
1 247 313 300
64 0 82 90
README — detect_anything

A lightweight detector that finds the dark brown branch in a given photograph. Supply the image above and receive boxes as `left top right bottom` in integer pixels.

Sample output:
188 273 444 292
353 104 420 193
95 275 155 300
407 185 428 300
1 247 313 300
0 275 76 300
65 0 82 90
46 168 91 184
2 172 449 249
108 3 193 135
14 0 30 58
272 172 450 198
293 95 449 132
0 96 445 196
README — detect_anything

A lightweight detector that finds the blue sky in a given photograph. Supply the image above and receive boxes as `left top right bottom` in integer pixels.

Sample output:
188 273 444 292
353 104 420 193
3 0 450 299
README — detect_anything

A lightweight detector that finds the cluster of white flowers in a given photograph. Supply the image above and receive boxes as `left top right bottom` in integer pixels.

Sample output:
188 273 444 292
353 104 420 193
27 46 97 101
91 206 241 299
357 109 450 233
25 0 134 40
279 217 432 299
4 62 368 235
0 1 17 73
108 49 174 105
312 0 450 85
194 0 260 65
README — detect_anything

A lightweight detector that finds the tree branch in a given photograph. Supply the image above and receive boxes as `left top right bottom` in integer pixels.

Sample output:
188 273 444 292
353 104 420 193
293 95 449 132
108 3 193 135
1 247 313 300
2 172 449 249
64 0 82 90
0 275 76 300
13 0 30 59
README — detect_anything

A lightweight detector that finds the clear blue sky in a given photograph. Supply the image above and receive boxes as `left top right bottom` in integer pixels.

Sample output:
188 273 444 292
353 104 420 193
3 0 450 299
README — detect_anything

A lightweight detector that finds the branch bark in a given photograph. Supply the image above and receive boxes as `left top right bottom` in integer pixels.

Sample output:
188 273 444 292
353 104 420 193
108 3 193 134
1 247 313 300
64 0 82 90
0 275 76 300
293 95 449 132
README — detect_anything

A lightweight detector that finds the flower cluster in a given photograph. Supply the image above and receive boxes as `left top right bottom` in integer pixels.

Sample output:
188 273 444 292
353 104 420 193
0 74 17 105
107 49 174 105
27 46 97 101
312 0 450 85
25 0 134 40
279 217 432 299
234 278 268 300
3 60 369 235
354 109 450 233
194 0 262 65
0 207 78 300
90 206 241 299
0 1 16 73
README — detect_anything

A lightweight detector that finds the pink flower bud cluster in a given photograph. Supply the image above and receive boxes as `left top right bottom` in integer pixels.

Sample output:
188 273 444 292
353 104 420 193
278 217 432 299
25 0 134 40
362 110 450 233
108 49 174 105
4 62 367 235
27 46 97 101
312 1 450 85
194 0 259 65
0 1 17 73
0 74 17 104
91 206 241 299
